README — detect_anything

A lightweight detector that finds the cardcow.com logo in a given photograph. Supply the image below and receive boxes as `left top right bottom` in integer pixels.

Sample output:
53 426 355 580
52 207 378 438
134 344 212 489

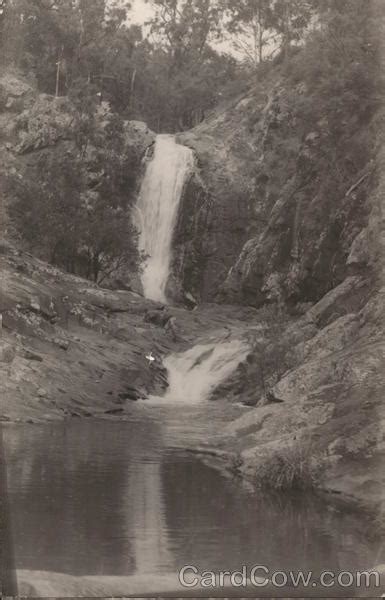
178 565 382 591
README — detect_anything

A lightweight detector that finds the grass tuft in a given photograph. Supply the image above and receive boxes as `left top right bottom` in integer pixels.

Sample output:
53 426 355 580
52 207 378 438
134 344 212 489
254 440 325 491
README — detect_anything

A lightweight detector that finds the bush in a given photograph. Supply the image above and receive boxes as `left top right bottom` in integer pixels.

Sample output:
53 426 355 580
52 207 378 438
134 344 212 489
253 440 325 491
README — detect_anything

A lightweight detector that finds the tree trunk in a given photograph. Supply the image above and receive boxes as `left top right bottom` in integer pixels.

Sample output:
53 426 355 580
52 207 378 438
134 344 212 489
92 254 100 283
257 5 264 63
282 2 290 63
55 47 64 97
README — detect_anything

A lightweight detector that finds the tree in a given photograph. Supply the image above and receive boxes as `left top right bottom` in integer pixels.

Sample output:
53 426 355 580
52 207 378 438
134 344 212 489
271 0 314 60
8 153 85 271
146 0 224 68
137 0 237 130
225 0 275 67
225 0 315 68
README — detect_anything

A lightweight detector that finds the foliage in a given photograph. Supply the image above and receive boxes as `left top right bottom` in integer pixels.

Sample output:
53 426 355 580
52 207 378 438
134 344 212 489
1 0 380 132
0 0 239 131
7 120 141 283
224 0 315 67
253 440 325 491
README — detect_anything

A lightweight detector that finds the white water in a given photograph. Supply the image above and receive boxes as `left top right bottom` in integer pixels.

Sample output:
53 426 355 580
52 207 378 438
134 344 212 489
134 135 194 303
150 340 248 404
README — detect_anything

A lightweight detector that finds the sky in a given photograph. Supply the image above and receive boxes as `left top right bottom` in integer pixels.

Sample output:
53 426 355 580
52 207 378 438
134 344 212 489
128 0 154 25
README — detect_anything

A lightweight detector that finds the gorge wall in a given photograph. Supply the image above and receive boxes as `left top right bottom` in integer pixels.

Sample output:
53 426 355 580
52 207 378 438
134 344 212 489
173 52 381 309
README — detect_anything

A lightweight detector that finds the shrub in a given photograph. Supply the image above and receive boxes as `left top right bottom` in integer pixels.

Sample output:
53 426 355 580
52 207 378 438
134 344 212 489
253 440 325 491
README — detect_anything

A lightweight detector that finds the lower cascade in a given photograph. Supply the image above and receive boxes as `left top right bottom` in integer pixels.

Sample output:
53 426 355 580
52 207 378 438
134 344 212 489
156 340 248 404
133 134 194 303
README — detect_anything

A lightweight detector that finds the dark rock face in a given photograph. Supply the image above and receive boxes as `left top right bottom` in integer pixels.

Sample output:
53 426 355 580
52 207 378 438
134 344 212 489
174 81 379 309
173 123 253 302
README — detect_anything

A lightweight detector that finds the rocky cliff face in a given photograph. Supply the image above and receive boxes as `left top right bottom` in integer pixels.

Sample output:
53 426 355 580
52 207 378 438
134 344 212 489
175 71 381 309
174 94 257 301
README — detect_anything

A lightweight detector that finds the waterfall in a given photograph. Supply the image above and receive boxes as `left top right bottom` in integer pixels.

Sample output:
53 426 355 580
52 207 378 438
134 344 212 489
149 340 248 404
134 135 194 303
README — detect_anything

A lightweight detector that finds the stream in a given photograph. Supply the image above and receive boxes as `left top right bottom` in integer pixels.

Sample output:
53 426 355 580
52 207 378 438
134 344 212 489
3 403 382 592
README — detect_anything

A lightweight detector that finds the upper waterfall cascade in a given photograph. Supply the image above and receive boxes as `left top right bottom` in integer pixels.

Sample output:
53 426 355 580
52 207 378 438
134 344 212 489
134 134 194 303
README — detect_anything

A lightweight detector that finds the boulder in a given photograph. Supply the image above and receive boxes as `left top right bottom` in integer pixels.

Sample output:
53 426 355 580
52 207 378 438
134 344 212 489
0 71 35 113
123 120 155 156
164 316 181 341
20 348 43 362
0 341 15 363
15 94 75 153
306 276 368 326
143 307 171 327
53 338 70 351
184 291 198 309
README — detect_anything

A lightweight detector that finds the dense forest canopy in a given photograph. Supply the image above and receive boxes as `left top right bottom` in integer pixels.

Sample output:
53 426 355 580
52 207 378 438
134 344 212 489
0 0 334 131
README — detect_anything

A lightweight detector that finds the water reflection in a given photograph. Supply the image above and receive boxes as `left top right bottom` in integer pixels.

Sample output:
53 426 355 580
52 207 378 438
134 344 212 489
124 460 172 574
3 411 384 579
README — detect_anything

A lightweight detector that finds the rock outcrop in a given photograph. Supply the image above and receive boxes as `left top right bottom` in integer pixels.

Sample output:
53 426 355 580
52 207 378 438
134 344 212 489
0 243 169 422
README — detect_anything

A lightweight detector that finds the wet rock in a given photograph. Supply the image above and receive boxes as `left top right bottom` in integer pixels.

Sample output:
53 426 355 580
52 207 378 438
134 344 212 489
184 291 197 309
104 407 124 415
164 316 181 341
118 386 143 401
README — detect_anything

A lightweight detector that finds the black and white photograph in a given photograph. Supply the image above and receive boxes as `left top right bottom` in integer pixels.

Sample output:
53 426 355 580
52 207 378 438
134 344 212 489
0 0 384 597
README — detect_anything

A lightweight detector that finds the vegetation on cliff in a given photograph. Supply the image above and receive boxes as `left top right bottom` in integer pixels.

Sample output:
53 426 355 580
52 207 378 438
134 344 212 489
6 103 142 283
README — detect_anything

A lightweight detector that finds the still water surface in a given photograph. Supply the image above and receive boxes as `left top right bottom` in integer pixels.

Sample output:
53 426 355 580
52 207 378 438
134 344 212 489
3 403 382 579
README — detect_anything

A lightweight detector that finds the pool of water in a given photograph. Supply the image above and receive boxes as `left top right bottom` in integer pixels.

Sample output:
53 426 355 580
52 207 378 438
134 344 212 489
2 403 383 588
